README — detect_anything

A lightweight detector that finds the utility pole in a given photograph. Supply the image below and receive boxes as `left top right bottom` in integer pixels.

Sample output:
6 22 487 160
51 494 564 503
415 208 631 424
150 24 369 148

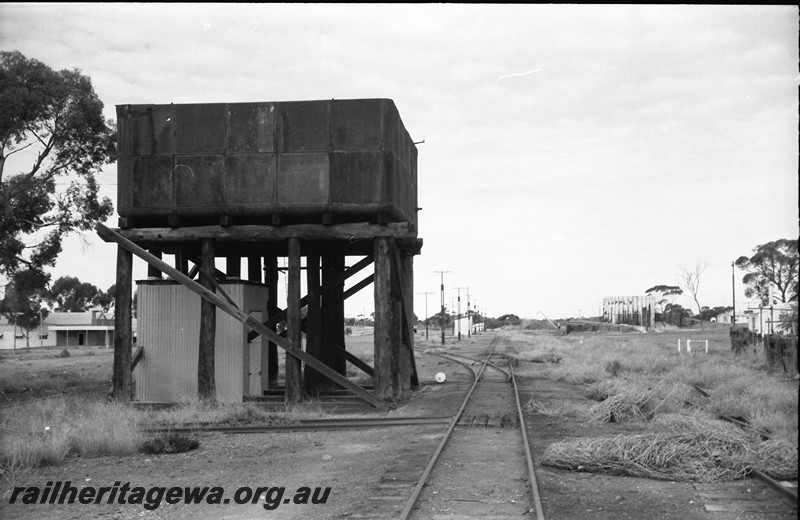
472 300 486 334
455 287 467 341
466 287 471 338
417 292 434 341
434 271 450 345
731 262 736 327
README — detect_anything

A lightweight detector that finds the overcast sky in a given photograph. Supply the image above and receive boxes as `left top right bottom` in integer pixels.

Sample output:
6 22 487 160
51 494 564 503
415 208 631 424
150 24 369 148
2 4 798 320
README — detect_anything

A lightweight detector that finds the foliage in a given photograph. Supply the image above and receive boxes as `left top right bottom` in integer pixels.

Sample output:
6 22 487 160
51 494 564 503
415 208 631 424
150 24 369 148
735 239 798 305
485 313 521 329
427 308 452 328
698 305 733 322
46 275 114 312
0 269 49 334
0 50 115 328
777 305 797 336
645 285 683 308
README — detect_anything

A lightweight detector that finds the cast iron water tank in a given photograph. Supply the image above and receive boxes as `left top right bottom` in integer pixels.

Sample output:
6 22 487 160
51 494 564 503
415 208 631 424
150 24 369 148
116 99 418 228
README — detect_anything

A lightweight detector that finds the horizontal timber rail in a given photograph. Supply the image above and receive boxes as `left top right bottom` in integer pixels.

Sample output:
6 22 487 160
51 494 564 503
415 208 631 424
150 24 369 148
118 222 417 242
96 223 387 409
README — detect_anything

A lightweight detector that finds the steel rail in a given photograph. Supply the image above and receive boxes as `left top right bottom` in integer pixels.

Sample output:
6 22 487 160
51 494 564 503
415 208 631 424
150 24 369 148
750 469 799 504
397 335 501 520
506 336 546 520
430 350 511 382
142 416 452 434
693 384 798 505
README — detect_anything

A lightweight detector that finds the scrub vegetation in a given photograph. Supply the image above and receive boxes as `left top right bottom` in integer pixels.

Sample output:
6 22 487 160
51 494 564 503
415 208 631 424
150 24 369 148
508 327 798 481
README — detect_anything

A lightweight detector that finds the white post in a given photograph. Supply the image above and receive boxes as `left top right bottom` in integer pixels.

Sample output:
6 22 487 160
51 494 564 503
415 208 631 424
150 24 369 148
705 340 709 354
687 340 692 353
678 339 681 352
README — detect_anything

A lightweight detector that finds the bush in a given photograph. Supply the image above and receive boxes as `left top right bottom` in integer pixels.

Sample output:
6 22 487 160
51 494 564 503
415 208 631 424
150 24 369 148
139 433 199 455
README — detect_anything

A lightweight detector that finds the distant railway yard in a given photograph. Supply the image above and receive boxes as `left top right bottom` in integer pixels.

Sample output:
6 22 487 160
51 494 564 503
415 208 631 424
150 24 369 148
1 326 797 519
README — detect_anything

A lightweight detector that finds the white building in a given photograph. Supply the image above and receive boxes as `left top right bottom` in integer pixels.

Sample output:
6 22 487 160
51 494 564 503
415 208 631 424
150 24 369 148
451 315 484 336
0 308 136 350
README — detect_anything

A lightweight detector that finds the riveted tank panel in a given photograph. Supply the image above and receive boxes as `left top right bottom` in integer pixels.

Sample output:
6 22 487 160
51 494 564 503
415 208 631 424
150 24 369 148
116 99 418 228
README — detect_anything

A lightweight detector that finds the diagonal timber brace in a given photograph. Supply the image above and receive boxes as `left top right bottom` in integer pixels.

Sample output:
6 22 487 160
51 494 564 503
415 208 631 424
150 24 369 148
96 224 388 409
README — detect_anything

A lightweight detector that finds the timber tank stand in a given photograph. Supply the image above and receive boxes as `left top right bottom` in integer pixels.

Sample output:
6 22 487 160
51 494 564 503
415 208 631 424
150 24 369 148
100 99 421 408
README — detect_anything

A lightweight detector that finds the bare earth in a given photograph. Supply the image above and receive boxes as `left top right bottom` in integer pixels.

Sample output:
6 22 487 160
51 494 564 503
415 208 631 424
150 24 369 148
1 333 796 520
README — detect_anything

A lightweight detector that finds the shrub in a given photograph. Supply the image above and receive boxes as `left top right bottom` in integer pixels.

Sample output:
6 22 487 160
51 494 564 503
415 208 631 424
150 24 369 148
139 433 199 455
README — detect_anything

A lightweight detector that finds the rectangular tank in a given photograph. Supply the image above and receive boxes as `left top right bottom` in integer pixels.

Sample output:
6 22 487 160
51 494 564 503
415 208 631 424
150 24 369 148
116 99 418 228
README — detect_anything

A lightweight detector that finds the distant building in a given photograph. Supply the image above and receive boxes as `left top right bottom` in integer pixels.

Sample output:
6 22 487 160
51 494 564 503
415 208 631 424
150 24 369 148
713 311 755 329
0 309 136 350
601 295 656 328
728 301 797 335
0 317 53 349
451 315 484 336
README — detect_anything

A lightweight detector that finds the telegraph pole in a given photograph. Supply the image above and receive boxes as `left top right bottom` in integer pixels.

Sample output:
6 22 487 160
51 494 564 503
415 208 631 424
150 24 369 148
455 287 467 341
473 300 480 335
466 287 471 338
731 262 736 326
417 292 434 341
434 271 450 345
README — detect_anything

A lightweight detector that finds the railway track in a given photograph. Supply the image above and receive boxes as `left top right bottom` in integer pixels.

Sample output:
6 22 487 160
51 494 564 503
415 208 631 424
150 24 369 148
395 335 544 520
690 383 799 510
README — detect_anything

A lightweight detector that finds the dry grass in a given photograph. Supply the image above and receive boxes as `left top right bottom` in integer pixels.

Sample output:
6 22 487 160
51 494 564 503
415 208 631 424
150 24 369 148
0 347 112 406
0 396 143 488
585 377 693 424
142 398 328 426
542 411 797 482
506 328 798 481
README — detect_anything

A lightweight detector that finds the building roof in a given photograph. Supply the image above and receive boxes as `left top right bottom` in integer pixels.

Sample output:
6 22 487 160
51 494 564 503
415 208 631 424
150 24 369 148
1 309 136 331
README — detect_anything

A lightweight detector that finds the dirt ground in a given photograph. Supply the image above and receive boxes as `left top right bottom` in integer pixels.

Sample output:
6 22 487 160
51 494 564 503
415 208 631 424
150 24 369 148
1 332 796 519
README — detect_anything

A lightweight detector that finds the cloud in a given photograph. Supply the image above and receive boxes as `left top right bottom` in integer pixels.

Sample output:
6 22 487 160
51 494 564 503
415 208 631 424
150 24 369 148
497 68 542 80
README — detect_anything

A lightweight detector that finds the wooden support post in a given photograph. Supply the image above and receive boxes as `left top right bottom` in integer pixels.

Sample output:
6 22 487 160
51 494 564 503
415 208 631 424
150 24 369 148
198 239 216 401
323 252 346 379
399 248 417 391
147 249 162 278
265 255 279 386
112 246 133 401
226 256 241 279
248 256 262 283
285 238 303 403
374 237 400 400
304 254 324 392
175 251 189 274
